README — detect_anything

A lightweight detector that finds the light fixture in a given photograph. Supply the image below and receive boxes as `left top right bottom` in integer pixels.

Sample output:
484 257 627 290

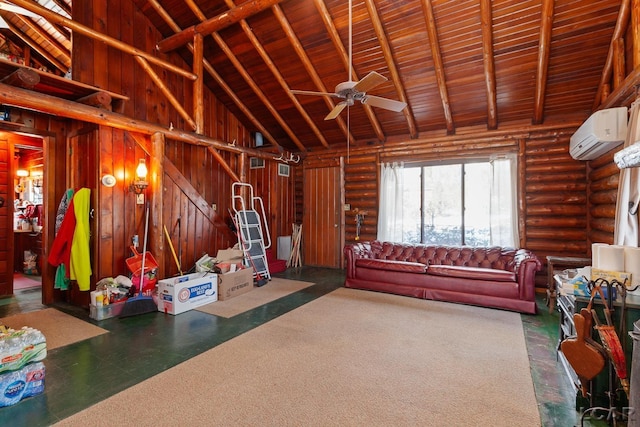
130 159 149 194
16 169 28 177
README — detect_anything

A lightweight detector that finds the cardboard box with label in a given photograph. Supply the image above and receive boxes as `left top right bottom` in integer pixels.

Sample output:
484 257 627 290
157 272 218 315
218 266 254 300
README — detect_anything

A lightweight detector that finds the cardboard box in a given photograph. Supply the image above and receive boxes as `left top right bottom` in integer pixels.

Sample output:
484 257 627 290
216 248 244 262
157 272 218 315
218 267 254 301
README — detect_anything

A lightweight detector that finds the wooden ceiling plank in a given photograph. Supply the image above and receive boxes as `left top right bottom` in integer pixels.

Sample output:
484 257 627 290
212 31 307 151
146 0 282 151
11 13 70 67
419 0 453 134
480 0 498 130
533 0 554 125
271 4 356 146
313 0 385 143
3 18 67 73
134 55 197 130
180 0 303 151
8 0 197 80
219 0 330 148
156 0 286 53
593 0 630 111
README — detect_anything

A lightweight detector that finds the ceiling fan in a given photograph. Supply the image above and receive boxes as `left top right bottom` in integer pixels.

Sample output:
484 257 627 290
290 0 406 121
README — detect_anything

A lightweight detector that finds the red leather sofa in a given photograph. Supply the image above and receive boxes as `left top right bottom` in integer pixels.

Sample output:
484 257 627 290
344 240 542 314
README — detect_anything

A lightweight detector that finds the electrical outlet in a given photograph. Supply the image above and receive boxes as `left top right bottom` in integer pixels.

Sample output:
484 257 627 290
344 204 351 211
136 193 145 204
212 203 217 211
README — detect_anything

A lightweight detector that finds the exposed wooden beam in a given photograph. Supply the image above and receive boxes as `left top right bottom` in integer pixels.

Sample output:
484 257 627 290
182 0 303 152
150 132 165 277
75 91 112 110
613 38 625 89
147 0 281 149
533 0 554 125
601 65 640 109
156 0 285 53
8 0 197 80
0 82 282 161
271 4 355 146
134 56 197 130
593 0 631 110
219 0 330 149
313 0 385 143
480 0 498 130
207 147 240 182
1 67 39 89
419 0 453 134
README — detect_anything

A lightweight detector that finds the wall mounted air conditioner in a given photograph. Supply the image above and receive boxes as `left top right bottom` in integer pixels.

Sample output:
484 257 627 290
570 107 628 160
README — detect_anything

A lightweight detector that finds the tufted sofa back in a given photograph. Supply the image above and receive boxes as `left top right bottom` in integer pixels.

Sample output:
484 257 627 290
370 240 517 272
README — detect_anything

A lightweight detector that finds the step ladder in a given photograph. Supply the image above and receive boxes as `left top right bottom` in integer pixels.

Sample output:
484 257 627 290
231 182 271 284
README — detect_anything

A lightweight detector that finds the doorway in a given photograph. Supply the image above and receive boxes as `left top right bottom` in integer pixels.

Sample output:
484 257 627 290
0 131 45 299
302 161 344 268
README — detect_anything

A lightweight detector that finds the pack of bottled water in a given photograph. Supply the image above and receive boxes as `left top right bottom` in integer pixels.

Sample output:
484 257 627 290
0 327 46 373
0 362 45 407
0 326 46 406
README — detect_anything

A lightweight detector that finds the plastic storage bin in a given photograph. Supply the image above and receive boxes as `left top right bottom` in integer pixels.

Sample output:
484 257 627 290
90 301 126 320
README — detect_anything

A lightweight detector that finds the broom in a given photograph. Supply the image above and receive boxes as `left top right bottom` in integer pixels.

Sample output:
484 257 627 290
120 203 157 317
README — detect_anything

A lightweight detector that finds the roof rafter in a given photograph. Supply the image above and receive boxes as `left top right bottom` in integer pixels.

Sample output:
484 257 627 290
480 0 497 130
533 0 554 125
419 0 452 135
2 16 66 72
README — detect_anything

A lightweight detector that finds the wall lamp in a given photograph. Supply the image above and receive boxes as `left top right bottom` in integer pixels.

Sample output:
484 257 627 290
130 159 149 194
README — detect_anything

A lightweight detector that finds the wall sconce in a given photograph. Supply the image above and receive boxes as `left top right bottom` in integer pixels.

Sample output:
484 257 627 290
16 169 29 177
130 159 149 194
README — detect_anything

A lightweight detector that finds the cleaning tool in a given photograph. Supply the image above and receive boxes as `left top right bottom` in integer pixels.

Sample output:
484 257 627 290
120 203 157 318
164 224 182 275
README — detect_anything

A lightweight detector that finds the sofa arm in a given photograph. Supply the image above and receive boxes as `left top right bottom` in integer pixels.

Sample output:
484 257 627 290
344 242 373 279
514 249 542 301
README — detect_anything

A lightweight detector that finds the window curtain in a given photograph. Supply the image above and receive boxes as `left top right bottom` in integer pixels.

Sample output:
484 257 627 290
377 162 404 242
489 155 519 247
614 100 640 246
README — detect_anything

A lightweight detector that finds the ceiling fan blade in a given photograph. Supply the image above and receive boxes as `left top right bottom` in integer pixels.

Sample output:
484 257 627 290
361 95 407 112
291 89 337 97
353 71 387 94
0 3 41 19
324 102 347 120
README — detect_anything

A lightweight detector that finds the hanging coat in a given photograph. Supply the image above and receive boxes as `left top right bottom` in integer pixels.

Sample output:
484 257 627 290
70 188 92 291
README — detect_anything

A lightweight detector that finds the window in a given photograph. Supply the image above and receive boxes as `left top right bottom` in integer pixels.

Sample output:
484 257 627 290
378 156 518 247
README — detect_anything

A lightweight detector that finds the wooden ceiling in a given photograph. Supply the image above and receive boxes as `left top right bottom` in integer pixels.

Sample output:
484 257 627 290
0 0 628 153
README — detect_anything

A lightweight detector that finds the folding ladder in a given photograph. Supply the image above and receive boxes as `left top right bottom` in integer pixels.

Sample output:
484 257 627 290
231 182 271 284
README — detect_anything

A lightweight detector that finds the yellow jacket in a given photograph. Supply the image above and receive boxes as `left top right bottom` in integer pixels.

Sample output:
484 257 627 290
70 188 92 290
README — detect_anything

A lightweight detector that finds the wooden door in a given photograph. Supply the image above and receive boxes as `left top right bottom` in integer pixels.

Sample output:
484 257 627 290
302 163 344 268
0 137 14 296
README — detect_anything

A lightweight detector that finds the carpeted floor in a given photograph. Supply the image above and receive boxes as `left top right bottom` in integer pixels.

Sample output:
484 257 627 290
13 273 42 290
54 288 540 426
0 308 108 350
196 277 314 317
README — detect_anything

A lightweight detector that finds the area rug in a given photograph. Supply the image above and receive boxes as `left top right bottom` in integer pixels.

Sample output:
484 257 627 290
55 288 540 426
195 277 314 318
13 273 42 290
0 308 108 350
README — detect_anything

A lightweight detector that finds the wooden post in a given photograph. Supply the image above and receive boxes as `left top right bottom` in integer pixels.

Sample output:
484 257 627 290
150 132 165 278
193 33 204 135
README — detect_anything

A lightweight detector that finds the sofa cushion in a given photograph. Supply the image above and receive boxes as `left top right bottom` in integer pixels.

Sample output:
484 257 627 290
356 258 427 274
427 265 516 282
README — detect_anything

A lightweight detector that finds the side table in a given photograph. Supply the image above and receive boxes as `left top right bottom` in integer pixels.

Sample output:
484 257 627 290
546 256 591 314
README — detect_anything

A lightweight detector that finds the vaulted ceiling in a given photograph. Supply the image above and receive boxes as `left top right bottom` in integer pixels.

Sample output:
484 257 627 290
0 0 628 153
